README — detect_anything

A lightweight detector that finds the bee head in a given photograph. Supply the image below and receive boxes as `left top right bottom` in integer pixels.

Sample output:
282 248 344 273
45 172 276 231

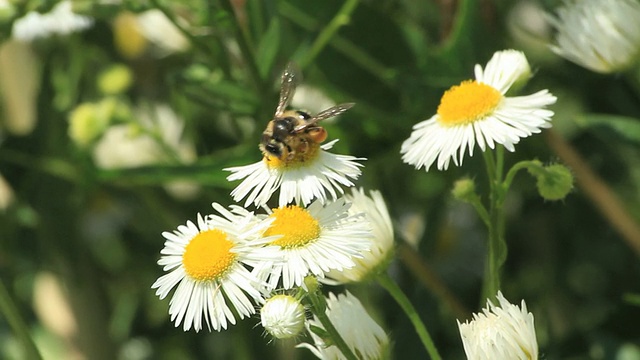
273 117 295 141
261 134 284 158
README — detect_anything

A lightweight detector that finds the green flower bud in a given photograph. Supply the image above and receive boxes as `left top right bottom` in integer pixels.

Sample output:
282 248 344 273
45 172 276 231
452 178 478 203
98 64 132 95
528 163 573 201
68 102 105 148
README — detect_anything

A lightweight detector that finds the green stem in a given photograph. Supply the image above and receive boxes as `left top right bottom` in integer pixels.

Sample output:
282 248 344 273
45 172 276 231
467 192 490 227
503 160 540 191
219 0 267 95
377 273 442 360
279 2 396 87
481 149 506 303
306 287 358 360
0 280 42 360
298 0 360 70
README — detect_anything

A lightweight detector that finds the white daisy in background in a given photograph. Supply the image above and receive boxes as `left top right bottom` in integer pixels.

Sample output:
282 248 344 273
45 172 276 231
458 291 538 360
252 197 371 290
0 173 14 211
260 294 306 340
324 188 394 284
112 9 190 60
225 139 364 208
549 0 640 74
298 291 389 360
93 103 196 170
401 49 556 172
151 204 281 332
0 40 41 136
12 1 93 42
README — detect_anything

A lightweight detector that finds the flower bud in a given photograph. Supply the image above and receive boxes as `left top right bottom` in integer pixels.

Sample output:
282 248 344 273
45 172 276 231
98 64 132 95
452 178 478 203
260 295 306 340
528 162 573 201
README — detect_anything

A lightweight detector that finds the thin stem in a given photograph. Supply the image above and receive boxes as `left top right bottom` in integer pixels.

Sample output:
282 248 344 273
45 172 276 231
298 0 360 70
219 0 267 95
482 150 497 182
503 160 538 192
495 146 505 180
306 287 358 360
481 149 506 302
0 280 42 360
397 242 469 319
279 2 396 87
466 192 490 227
376 273 442 360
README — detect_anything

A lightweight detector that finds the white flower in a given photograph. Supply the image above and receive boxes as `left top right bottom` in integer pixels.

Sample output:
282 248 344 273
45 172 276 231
93 103 195 169
549 0 640 73
298 291 389 360
324 188 394 284
136 9 190 57
225 139 364 208
0 173 13 211
260 294 306 340
401 49 556 172
458 291 538 360
252 197 371 290
0 40 41 135
12 1 93 42
291 85 337 116
151 204 280 332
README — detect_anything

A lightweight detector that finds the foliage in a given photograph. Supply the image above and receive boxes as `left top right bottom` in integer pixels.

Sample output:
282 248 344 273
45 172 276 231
1 0 640 359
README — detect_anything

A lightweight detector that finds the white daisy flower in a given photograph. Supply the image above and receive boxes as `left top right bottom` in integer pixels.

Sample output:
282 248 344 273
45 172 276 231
12 1 93 42
324 188 394 284
401 49 556 172
458 291 538 360
252 197 371 290
549 0 640 74
260 294 306 340
151 204 280 332
225 139 364 208
93 103 196 170
297 291 389 360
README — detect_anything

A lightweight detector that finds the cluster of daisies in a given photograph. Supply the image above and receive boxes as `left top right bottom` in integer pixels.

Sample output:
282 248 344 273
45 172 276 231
153 49 552 359
151 85 394 356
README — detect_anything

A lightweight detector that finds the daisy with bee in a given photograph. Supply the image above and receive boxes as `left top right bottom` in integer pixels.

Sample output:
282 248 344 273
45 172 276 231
226 63 364 208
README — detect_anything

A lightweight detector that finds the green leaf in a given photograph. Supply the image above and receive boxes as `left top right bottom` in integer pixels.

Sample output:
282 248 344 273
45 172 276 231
575 114 640 145
308 324 330 341
256 18 281 78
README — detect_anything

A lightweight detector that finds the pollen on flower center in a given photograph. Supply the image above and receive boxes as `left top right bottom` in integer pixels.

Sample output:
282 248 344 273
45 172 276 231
182 229 236 281
262 141 321 170
437 80 503 126
264 206 320 248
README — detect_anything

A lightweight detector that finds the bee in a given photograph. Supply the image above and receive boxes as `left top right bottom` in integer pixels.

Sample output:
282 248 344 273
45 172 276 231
260 63 355 163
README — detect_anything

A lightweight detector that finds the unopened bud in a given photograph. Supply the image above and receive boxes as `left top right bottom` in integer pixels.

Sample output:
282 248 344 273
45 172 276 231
260 295 306 340
528 162 573 201
452 178 478 203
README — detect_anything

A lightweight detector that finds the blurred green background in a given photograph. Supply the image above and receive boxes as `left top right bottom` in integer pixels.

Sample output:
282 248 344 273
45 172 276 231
1 0 640 359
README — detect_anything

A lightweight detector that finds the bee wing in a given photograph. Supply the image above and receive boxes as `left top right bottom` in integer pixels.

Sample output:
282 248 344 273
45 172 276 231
293 103 355 132
275 63 300 117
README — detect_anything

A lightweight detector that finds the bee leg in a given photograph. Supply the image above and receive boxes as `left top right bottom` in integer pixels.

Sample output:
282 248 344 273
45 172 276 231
285 144 296 161
307 127 328 143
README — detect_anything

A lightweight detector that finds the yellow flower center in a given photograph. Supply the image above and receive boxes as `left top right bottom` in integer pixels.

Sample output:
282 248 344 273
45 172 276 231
264 206 321 248
262 141 321 170
182 229 236 281
437 80 502 126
